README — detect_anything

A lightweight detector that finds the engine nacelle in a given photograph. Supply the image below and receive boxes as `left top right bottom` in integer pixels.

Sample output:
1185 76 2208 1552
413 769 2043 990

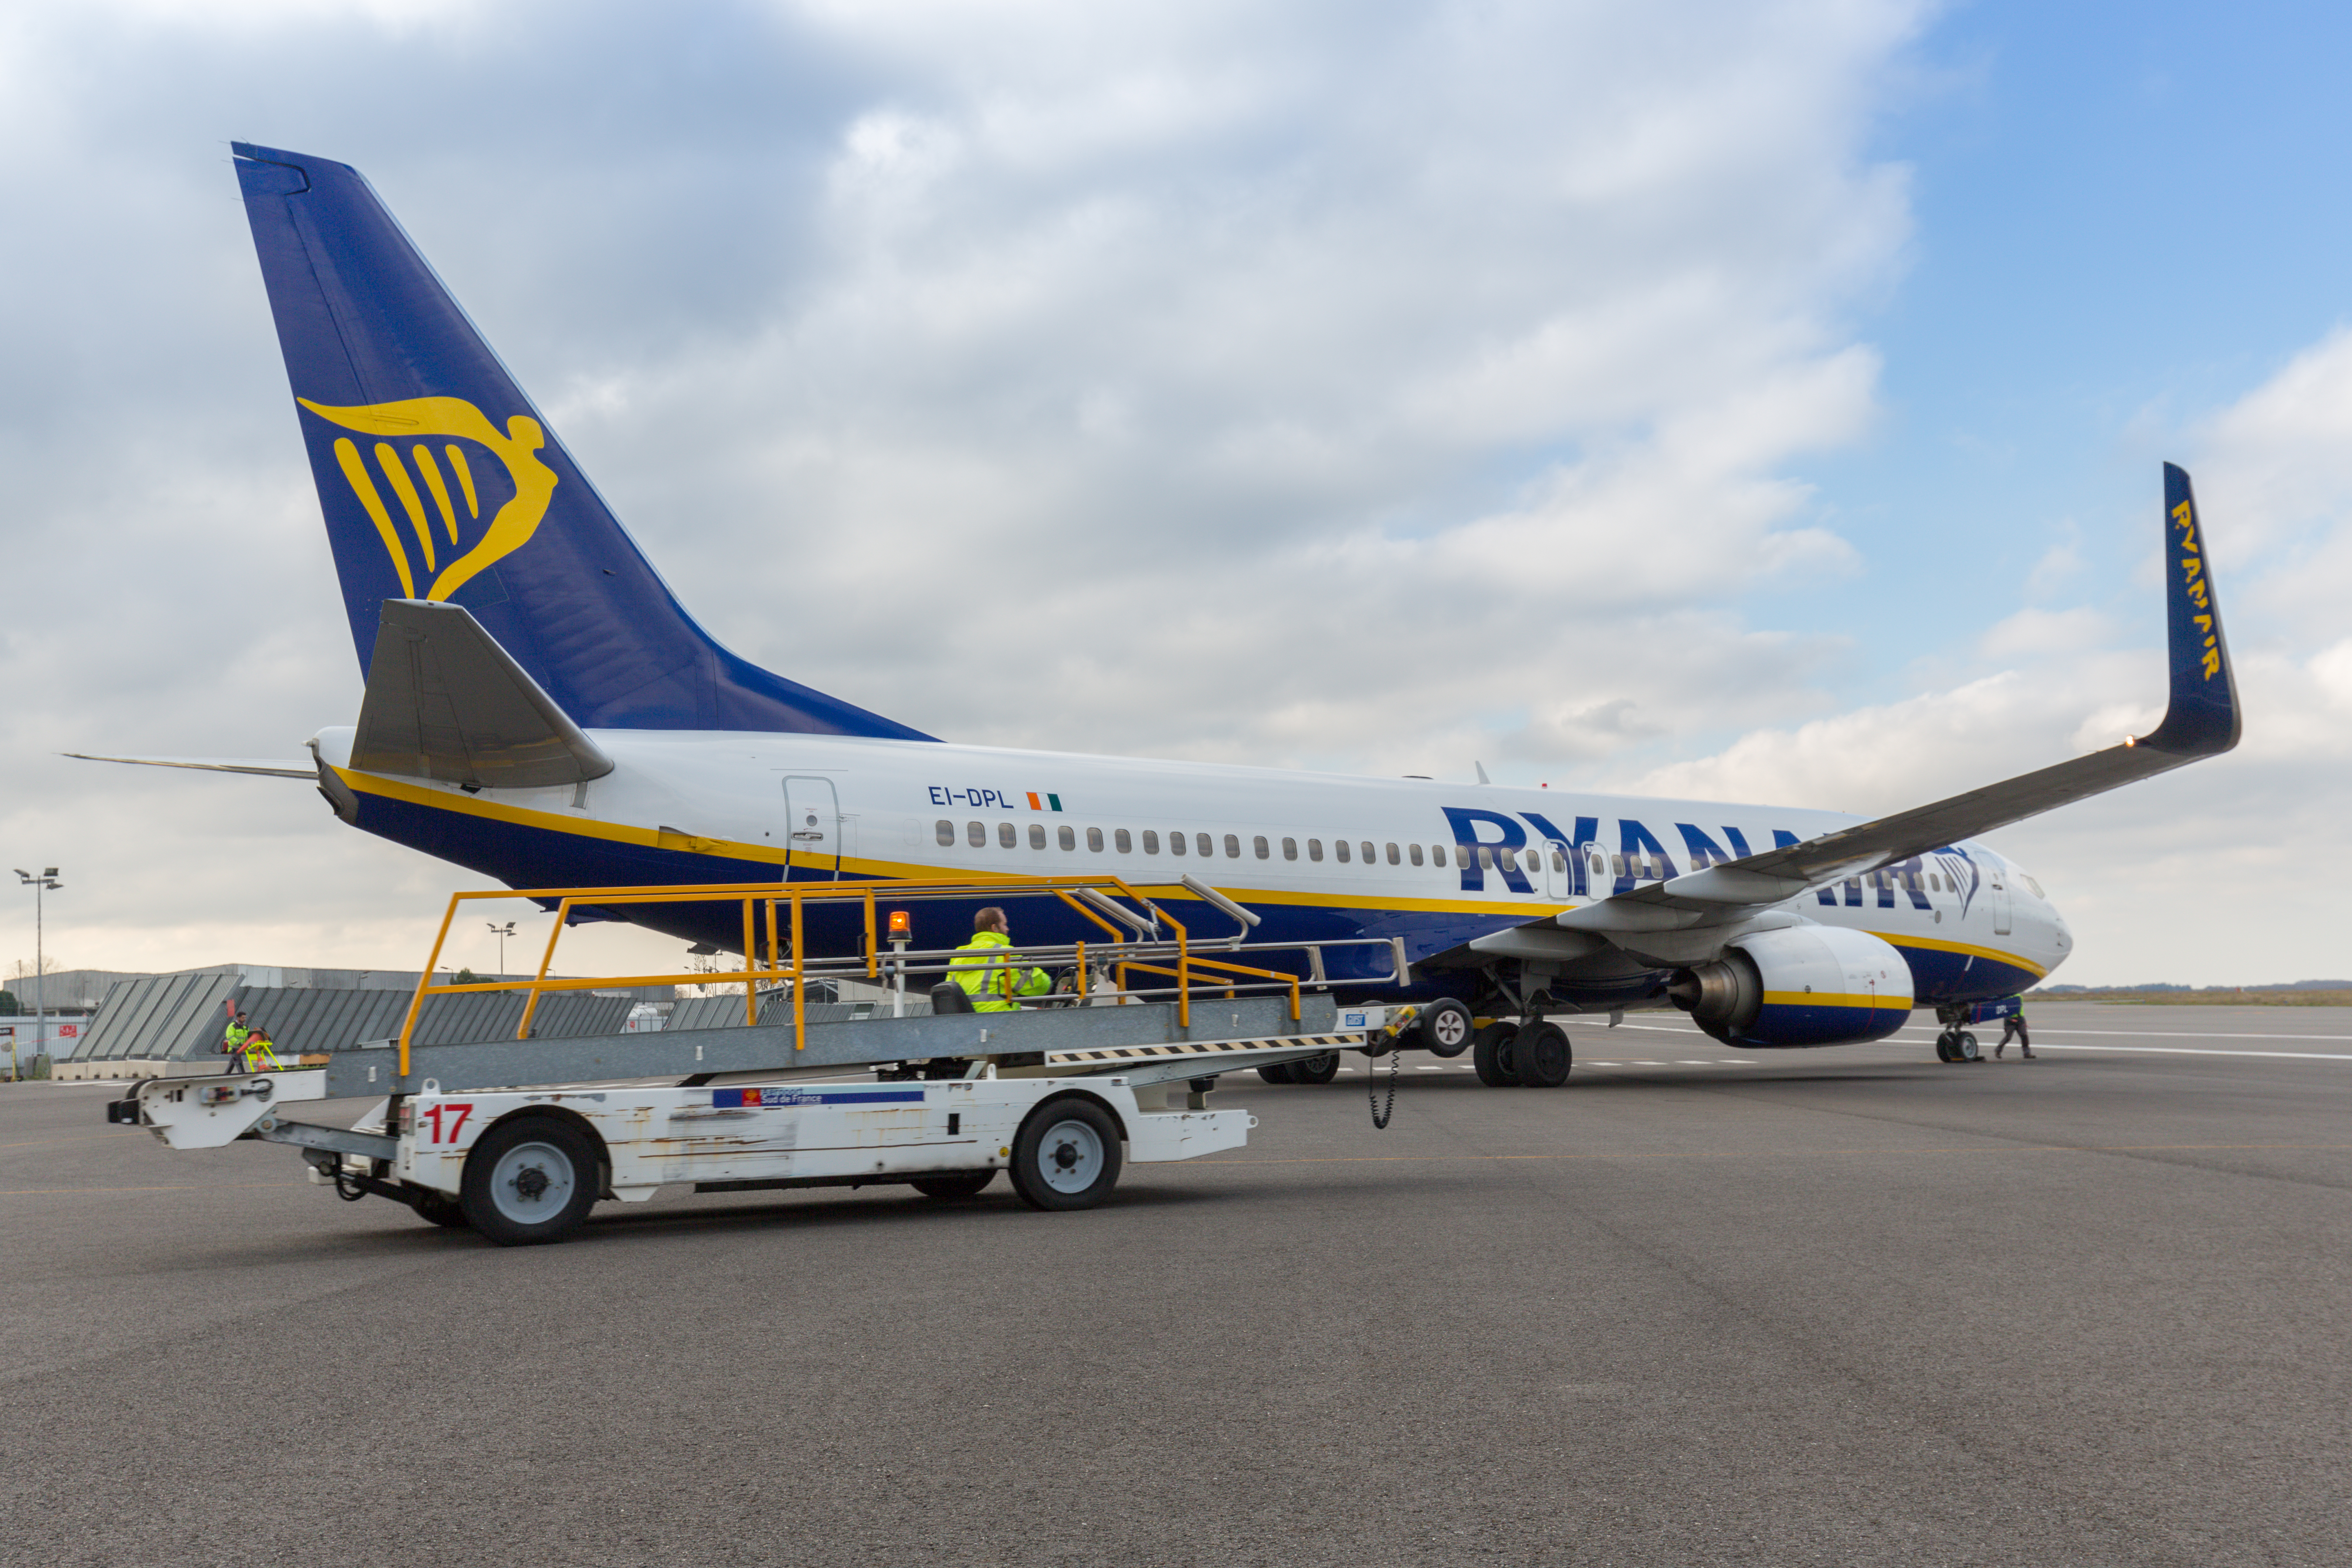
1667 924 1913 1047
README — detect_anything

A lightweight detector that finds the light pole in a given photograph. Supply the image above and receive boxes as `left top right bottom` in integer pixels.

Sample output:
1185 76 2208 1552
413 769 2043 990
13 867 61 1081
486 921 516 980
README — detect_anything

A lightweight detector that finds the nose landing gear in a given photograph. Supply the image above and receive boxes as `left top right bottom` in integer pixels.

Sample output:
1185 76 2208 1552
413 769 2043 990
1934 1030 1982 1063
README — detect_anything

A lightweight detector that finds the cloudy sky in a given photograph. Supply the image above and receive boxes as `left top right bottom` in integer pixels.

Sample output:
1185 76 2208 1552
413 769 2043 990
3 0 2348 990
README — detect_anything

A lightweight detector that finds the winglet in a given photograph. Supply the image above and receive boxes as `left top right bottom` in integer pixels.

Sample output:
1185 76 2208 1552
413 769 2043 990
2137 463 2241 756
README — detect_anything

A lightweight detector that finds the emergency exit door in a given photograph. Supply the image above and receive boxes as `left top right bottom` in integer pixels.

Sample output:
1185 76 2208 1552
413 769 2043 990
783 776 841 880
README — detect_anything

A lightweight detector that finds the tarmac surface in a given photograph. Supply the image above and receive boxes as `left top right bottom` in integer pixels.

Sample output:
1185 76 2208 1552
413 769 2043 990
3 1000 2348 1567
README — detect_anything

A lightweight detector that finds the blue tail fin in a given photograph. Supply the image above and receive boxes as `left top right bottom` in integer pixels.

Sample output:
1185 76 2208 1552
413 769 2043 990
231 142 935 741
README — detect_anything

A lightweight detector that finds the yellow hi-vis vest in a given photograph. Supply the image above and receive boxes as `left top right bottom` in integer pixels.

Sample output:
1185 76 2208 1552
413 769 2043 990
947 931 1051 1013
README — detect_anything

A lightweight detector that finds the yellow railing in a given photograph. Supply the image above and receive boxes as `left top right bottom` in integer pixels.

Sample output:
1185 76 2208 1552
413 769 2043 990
391 874 1298 1076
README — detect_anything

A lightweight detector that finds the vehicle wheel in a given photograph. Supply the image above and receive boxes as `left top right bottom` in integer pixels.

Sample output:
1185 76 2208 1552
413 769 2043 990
1420 999 1474 1058
1515 1021 1572 1087
1934 1032 1955 1063
1010 1097 1123 1212
458 1114 602 1246
1256 1061 1298 1084
1471 1022 1518 1087
1955 1031 1981 1062
1288 1052 1340 1084
910 1170 996 1199
407 1185 471 1229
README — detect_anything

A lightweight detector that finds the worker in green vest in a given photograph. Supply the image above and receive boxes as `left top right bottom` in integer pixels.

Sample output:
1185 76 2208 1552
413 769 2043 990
948 906 1053 1012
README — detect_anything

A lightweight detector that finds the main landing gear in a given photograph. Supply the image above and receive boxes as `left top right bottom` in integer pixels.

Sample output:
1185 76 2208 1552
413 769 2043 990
1473 1018 1573 1087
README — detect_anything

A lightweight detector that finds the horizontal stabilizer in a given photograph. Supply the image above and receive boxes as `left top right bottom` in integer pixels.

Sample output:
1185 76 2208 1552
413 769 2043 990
64 754 315 779
1573 462 2239 929
353 599 615 789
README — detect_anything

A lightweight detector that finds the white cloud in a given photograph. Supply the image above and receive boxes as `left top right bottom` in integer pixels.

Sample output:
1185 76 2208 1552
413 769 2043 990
3 0 1934 974
1617 324 2352 986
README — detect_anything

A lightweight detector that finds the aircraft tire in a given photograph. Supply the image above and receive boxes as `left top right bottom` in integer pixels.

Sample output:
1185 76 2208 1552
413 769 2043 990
1256 1062 1298 1084
1955 1031 1981 1062
1420 999 1475 1057
911 1171 996 1199
1934 1033 1956 1063
1471 1023 1518 1087
1515 1021 1572 1087
1288 1051 1341 1084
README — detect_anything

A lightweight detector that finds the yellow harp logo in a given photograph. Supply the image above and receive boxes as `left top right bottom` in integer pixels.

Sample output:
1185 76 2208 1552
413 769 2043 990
299 396 559 602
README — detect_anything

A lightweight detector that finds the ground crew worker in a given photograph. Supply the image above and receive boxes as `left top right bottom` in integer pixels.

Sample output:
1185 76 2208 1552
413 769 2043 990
948 907 1053 1012
1996 1006 2034 1059
219 1004 251 1063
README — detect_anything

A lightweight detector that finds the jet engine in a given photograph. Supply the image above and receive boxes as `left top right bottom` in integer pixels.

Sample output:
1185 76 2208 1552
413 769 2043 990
1666 924 1913 1047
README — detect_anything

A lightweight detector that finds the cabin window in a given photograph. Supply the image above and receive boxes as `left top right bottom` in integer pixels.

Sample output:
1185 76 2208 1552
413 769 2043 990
1197 833 1214 857
1432 845 1447 867
1169 830 1186 856
997 822 1017 849
935 820 955 847
1384 843 1400 865
1408 843 1423 867
1282 837 1298 861
1086 826 1104 852
968 821 986 847
1478 846 1494 870
1551 848 1566 872
1254 835 1270 860
1058 825 1076 851
1308 838 1324 862
1360 841 1375 864
1142 830 1160 854
1335 840 1352 864
1114 828 1131 854
1224 833 1241 858
1029 823 1047 850
1611 853 1627 877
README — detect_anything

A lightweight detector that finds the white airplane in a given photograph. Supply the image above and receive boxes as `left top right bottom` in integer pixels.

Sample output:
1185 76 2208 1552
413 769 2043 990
80 144 2242 1081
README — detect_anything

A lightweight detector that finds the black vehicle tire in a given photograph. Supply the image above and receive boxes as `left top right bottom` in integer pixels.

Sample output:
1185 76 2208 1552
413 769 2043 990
1256 1062 1298 1084
1288 1052 1341 1085
910 1170 996 1199
1419 999 1475 1058
458 1114 602 1246
1934 1032 1955 1063
1515 1021 1572 1087
1009 1097 1123 1212
1471 1022 1518 1087
407 1185 471 1229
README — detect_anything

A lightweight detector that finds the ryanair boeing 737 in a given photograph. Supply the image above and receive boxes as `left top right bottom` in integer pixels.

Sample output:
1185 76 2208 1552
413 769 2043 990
81 144 2242 1079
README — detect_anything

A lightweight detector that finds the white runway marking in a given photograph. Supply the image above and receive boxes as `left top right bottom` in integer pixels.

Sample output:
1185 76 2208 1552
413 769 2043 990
2027 1044 2352 1061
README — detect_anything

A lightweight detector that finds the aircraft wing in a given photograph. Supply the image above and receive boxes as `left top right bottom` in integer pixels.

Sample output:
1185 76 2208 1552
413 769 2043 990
1549 462 2237 941
64 753 316 779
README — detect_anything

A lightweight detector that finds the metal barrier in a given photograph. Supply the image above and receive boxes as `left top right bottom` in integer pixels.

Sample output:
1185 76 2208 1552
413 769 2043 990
393 874 1407 1076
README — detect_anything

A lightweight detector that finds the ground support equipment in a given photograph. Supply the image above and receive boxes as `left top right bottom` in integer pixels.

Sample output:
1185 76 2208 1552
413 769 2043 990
111 994 1362 1245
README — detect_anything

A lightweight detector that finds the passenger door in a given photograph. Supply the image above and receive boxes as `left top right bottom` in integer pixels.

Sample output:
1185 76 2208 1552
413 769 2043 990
1986 865 2012 935
782 776 842 880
